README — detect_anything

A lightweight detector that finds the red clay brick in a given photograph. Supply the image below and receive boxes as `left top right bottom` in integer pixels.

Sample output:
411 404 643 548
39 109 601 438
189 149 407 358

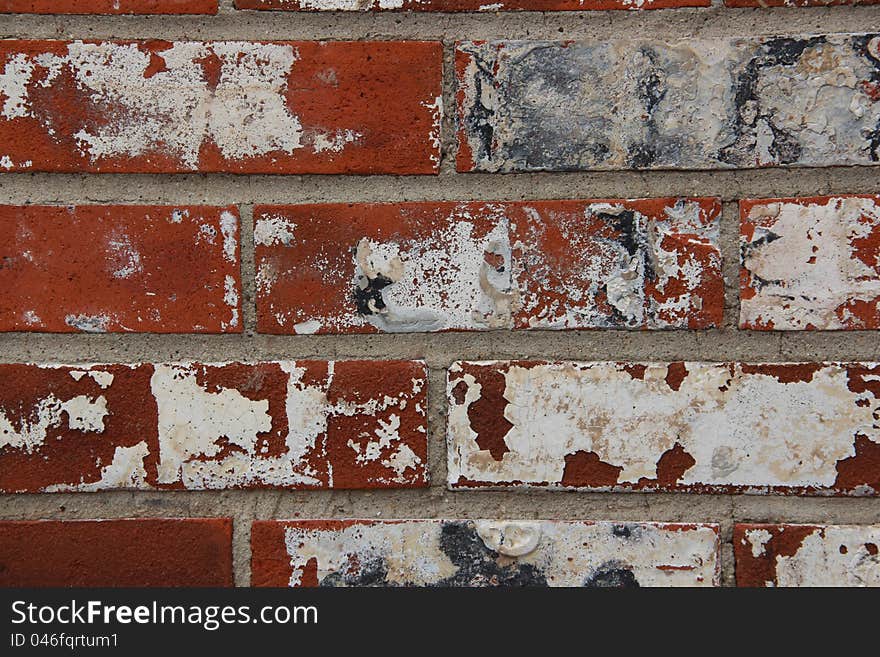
0 361 428 492
0 519 233 587
448 360 880 495
740 195 880 331
735 523 880 587
0 205 241 334
236 0 707 10
254 198 722 334
0 1 217 12
252 519 721 587
0 40 441 174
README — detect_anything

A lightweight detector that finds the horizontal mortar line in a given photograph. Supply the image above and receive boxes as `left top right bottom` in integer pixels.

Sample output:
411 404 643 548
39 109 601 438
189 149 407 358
2 10 880 41
1 170 879 204
1 496 878 521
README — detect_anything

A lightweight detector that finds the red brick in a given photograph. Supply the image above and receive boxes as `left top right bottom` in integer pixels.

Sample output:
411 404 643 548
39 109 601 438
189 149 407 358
725 0 879 6
252 519 721 587
254 198 722 334
0 40 441 174
0 1 217 12
236 0 707 10
0 205 241 334
0 361 428 492
740 195 880 331
735 524 880 587
448 361 880 495
0 519 233 587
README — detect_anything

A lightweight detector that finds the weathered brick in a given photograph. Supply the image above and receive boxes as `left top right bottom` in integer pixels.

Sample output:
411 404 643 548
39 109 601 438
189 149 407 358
735 524 880 587
0 519 233 587
725 0 880 6
251 519 720 587
0 361 427 492
740 196 880 331
236 0 707 11
0 40 441 174
0 205 241 334
456 35 880 172
0 1 217 12
254 198 721 334
447 361 880 494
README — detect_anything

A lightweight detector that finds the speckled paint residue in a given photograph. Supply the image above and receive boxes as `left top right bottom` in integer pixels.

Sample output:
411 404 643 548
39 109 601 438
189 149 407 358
0 361 428 492
740 196 880 330
447 361 880 494
735 524 880 586
235 0 708 10
251 519 721 587
0 40 442 174
254 198 722 334
456 35 880 172
0 205 241 333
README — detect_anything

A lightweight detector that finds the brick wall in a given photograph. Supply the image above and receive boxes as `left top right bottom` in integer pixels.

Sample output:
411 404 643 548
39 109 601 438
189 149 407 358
0 1 878 588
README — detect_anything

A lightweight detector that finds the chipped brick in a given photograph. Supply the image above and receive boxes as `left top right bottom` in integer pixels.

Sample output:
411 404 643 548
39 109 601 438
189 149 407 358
456 35 880 172
236 0 707 11
447 361 880 495
251 520 720 587
0 361 427 492
0 205 241 334
740 196 880 330
0 519 233 587
0 40 441 174
254 198 721 334
735 524 880 587
0 1 217 12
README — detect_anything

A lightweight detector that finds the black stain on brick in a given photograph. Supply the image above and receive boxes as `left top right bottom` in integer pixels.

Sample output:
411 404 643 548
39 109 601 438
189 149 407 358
584 561 641 588
719 36 826 166
352 273 393 316
317 522 549 587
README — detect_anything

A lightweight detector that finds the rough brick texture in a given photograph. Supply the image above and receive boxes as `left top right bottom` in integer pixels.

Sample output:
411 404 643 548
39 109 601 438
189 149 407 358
0 519 233 587
735 524 880 586
251 519 721 587
236 0 707 10
740 196 880 331
456 35 880 172
0 40 442 174
0 1 218 12
255 198 722 334
447 361 880 495
0 205 241 334
0 361 427 492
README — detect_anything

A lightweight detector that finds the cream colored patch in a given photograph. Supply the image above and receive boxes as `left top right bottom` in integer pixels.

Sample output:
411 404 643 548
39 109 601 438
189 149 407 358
742 197 880 329
775 526 880 587
282 520 719 587
448 361 877 491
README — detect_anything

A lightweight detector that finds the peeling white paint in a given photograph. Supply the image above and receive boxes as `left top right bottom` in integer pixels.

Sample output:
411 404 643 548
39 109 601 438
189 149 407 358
45 442 150 492
742 197 880 329
352 208 515 332
279 520 720 587
254 215 296 247
152 363 273 486
769 526 880 587
448 361 879 492
5 42 309 168
0 393 108 453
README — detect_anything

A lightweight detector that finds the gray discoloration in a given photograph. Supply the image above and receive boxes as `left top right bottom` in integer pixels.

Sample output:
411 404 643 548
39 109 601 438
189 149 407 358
457 35 880 172
269 519 720 587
